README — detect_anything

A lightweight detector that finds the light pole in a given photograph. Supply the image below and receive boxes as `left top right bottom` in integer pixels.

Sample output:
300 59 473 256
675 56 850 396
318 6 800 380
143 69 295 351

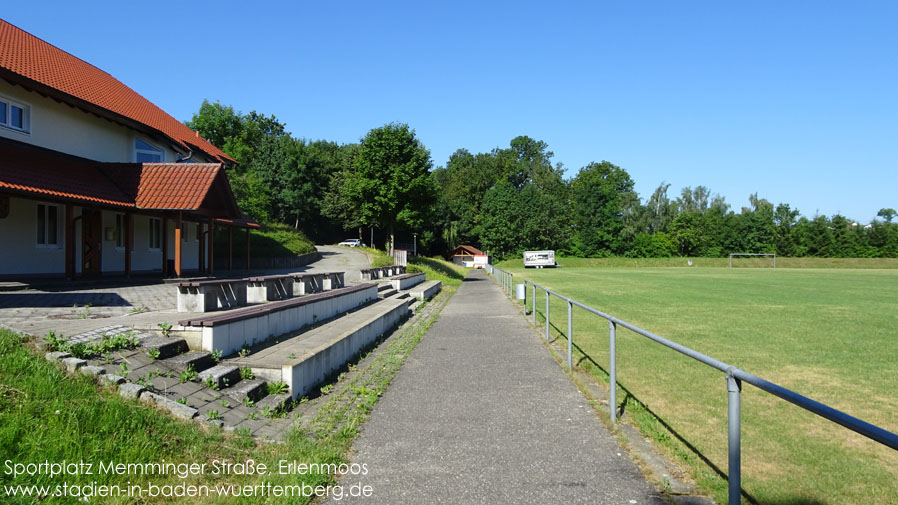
413 233 417 256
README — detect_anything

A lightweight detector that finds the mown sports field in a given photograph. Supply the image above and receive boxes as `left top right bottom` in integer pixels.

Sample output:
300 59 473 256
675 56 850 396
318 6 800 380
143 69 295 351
502 258 898 505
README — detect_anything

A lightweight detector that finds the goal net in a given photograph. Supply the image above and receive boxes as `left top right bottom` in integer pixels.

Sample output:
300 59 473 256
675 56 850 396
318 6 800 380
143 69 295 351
728 253 776 268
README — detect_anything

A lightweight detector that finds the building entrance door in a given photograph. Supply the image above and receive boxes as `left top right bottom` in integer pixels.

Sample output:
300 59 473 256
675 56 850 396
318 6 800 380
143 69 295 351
82 210 101 276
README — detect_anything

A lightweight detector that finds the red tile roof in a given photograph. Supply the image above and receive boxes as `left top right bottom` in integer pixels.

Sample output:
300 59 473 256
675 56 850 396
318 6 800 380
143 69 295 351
131 163 222 210
0 139 134 207
0 19 234 164
448 245 485 257
0 139 241 217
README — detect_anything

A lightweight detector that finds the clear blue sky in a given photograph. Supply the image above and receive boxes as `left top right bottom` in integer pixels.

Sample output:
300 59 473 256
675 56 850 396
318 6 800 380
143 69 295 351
5 2 896 222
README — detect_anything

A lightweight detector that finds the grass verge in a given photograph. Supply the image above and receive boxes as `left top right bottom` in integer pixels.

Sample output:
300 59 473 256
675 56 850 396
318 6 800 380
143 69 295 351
502 265 898 505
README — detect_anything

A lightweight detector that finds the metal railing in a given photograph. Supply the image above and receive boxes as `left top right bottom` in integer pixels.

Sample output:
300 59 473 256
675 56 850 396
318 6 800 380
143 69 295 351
485 265 898 505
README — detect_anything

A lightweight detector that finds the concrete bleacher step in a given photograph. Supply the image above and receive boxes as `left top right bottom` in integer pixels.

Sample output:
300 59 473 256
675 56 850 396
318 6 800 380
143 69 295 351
197 365 240 389
141 336 188 360
376 283 393 292
229 296 410 400
378 289 398 299
409 300 423 313
163 351 214 373
224 378 267 403
256 393 291 412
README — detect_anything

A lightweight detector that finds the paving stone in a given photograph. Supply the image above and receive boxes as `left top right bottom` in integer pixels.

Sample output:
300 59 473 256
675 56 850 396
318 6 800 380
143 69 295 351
220 408 250 426
99 374 126 386
197 415 224 428
149 376 181 391
188 388 223 403
61 357 87 372
235 418 268 434
80 365 106 376
45 351 71 361
119 382 146 399
167 381 204 397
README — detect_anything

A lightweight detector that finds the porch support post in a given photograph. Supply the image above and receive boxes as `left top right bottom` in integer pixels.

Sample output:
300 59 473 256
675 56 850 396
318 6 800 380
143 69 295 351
174 212 182 277
198 223 204 273
228 226 233 272
124 212 132 277
246 227 251 270
162 216 168 275
65 204 74 279
207 218 214 275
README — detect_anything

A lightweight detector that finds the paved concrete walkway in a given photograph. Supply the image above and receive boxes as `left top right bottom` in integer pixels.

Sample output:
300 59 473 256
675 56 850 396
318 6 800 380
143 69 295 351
329 269 667 505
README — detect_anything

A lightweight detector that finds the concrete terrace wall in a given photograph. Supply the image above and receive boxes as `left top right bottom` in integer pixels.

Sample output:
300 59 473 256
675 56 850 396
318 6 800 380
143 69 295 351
283 297 411 399
198 284 379 355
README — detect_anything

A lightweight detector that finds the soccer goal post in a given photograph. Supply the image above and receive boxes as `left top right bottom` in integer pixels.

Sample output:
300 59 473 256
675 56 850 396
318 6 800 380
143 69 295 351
728 253 776 268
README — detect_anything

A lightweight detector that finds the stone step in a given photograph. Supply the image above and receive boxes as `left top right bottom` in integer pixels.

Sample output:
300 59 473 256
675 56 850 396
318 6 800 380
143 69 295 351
224 378 267 403
377 283 392 292
163 351 214 373
197 365 241 389
141 336 188 360
378 289 398 299
409 300 423 313
256 393 292 414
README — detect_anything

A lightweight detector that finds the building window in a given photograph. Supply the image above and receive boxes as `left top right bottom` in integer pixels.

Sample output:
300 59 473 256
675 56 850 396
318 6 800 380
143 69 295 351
135 138 164 163
0 95 29 133
148 218 161 250
37 204 59 247
115 214 125 248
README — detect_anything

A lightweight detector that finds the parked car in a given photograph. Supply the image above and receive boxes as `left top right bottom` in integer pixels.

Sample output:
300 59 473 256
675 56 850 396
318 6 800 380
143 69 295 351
338 239 365 247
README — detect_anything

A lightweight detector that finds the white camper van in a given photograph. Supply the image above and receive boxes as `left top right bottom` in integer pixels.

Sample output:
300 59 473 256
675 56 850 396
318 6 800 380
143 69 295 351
523 250 557 268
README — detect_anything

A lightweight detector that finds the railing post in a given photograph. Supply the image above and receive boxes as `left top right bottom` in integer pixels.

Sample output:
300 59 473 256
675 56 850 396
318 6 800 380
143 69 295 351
609 320 617 423
727 372 742 505
532 283 536 326
545 290 550 342
567 301 573 371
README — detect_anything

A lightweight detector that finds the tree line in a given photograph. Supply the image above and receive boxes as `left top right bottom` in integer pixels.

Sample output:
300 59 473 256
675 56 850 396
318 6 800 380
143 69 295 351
187 100 898 260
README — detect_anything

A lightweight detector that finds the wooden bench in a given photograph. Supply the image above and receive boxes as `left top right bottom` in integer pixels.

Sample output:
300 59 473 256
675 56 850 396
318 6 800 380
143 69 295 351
176 278 248 313
246 275 294 303
389 272 425 290
178 283 379 355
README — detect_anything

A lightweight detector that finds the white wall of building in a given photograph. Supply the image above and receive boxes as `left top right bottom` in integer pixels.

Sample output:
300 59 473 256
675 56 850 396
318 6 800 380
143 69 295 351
0 80 180 163
0 196 65 275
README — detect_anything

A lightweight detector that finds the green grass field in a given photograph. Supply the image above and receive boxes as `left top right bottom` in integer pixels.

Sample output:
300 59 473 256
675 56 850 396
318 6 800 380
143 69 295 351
502 263 898 505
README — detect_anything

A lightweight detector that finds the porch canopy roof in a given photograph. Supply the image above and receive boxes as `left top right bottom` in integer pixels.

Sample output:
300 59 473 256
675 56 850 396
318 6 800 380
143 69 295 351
0 138 257 226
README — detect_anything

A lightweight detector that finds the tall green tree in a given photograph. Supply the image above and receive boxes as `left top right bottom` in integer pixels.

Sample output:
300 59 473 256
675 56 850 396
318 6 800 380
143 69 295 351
570 161 635 256
342 123 435 253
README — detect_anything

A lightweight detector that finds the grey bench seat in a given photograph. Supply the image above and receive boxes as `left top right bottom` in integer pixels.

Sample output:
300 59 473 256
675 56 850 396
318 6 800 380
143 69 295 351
176 278 248 313
246 274 294 303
